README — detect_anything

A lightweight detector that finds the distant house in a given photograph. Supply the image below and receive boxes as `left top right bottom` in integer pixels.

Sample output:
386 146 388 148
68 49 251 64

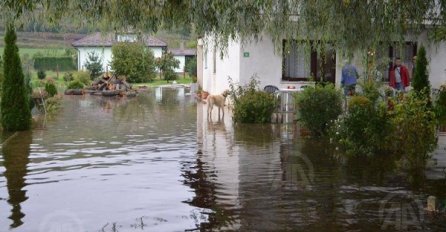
169 48 196 73
72 32 167 71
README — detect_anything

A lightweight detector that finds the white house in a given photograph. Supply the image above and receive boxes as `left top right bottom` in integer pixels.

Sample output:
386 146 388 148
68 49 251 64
169 48 196 73
198 32 446 95
72 32 167 72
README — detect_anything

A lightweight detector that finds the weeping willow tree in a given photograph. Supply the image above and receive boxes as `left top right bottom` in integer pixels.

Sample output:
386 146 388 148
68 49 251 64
1 1 446 51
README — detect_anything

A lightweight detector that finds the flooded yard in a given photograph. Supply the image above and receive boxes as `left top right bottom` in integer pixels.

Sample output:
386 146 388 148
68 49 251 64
0 88 446 231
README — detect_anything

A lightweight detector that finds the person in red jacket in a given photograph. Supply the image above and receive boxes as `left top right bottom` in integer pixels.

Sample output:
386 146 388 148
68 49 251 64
389 57 410 92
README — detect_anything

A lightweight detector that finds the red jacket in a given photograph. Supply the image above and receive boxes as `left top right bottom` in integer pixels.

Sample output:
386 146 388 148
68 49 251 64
389 65 410 88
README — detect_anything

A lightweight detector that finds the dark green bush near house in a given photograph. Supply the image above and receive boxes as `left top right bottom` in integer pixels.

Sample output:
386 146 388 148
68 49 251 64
157 52 180 82
230 78 277 123
1 24 32 131
295 84 343 136
37 70 46 80
66 80 84 89
185 57 197 78
33 56 76 71
0 55 3 91
45 80 58 97
111 42 156 83
412 46 430 97
331 95 392 156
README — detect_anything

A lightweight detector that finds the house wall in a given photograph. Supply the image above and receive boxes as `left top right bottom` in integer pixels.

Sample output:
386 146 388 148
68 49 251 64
239 38 283 88
202 39 241 94
76 46 164 72
173 55 186 73
418 31 446 88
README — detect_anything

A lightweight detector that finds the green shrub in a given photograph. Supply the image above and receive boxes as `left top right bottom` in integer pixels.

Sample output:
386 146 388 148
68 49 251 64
73 71 91 86
66 80 84 89
412 46 430 97
435 85 446 124
44 80 58 97
0 55 3 92
33 56 76 71
63 72 74 82
390 92 437 169
1 24 31 131
111 42 156 83
157 52 180 82
295 84 343 136
359 79 381 104
230 78 277 123
37 70 46 80
332 96 392 156
185 57 197 77
84 52 103 80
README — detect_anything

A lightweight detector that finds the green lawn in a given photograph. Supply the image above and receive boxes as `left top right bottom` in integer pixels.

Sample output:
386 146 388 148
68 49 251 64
0 47 68 58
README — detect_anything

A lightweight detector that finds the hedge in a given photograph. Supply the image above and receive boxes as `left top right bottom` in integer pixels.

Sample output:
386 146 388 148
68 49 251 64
34 56 76 71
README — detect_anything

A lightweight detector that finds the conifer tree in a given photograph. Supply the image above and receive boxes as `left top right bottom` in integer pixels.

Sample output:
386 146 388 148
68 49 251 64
412 46 430 97
1 24 31 131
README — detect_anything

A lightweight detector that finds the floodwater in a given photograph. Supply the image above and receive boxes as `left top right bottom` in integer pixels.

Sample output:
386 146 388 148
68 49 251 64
0 87 445 232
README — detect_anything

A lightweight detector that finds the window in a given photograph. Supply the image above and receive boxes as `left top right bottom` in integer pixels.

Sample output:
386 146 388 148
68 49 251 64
282 40 336 83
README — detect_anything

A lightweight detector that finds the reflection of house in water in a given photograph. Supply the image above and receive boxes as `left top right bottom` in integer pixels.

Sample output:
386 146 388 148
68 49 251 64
1 132 32 228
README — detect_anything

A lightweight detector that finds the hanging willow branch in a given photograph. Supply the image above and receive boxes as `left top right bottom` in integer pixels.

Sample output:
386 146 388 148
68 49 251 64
1 0 445 51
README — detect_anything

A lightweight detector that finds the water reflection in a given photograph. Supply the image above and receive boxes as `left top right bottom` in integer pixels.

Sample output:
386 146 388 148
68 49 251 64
2 131 32 228
190 103 446 231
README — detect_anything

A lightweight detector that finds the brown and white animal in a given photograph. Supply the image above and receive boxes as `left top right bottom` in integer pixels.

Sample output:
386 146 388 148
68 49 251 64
207 90 230 120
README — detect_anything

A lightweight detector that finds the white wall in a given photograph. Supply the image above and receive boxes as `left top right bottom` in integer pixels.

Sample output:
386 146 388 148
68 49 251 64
418 31 446 88
202 39 241 94
239 37 282 89
77 46 164 72
174 55 186 73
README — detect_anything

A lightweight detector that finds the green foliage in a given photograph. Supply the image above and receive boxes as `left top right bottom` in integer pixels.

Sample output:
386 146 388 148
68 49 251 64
44 79 58 97
185 57 197 77
111 42 156 83
434 85 446 124
1 24 31 131
390 93 437 169
33 56 76 71
295 84 343 136
331 96 392 156
412 46 430 97
359 79 381 104
157 52 180 81
230 78 276 123
66 79 84 89
0 55 3 92
37 69 46 80
63 72 74 82
72 71 91 86
84 52 103 80
45 96 62 115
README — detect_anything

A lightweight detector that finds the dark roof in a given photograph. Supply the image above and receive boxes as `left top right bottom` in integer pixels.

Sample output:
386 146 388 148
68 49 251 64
72 32 167 47
169 48 196 56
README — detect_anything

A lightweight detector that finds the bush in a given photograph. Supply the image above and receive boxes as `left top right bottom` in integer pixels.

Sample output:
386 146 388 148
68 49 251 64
66 80 84 89
157 52 180 81
331 96 392 156
73 71 91 86
37 70 46 80
412 46 430 97
63 72 74 82
1 24 31 131
45 80 58 97
111 42 156 83
435 85 446 124
33 56 76 71
390 92 437 169
295 84 343 136
0 55 3 92
185 57 197 77
230 78 277 123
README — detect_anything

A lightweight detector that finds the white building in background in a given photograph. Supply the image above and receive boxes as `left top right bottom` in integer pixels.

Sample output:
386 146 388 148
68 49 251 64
72 32 167 72
169 48 196 73
198 31 446 95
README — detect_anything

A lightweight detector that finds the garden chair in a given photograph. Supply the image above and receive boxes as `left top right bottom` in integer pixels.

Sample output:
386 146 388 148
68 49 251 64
263 85 282 122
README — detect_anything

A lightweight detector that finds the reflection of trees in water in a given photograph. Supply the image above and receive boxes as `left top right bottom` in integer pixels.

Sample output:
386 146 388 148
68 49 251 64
234 124 279 146
181 155 235 231
2 131 32 228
